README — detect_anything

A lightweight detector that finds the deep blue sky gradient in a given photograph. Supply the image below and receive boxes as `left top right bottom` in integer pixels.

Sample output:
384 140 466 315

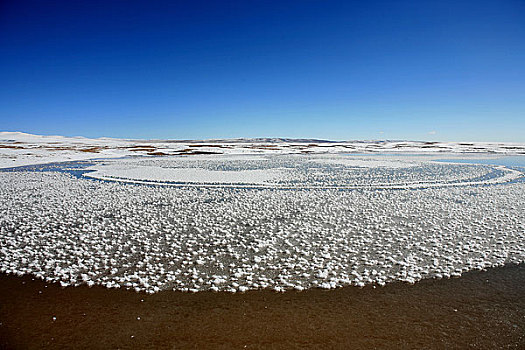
1 0 524 141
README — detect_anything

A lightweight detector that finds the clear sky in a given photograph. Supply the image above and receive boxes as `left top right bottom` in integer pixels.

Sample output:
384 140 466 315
1 0 524 141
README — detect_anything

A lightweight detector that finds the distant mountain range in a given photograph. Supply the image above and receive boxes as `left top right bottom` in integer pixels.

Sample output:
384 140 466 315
151 137 340 144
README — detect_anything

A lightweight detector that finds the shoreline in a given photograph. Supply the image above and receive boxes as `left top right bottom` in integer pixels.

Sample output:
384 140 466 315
1 264 524 349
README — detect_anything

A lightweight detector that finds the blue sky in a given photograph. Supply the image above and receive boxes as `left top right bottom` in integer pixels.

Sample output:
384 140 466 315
1 0 524 141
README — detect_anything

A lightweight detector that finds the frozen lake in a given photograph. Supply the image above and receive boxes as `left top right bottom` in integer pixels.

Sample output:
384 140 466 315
1 153 524 293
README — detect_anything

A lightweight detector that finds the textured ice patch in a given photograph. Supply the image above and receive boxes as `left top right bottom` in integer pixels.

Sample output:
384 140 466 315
1 158 524 295
309 157 421 168
81 155 522 189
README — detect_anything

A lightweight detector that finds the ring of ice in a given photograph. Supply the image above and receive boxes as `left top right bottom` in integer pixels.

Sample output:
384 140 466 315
1 154 524 293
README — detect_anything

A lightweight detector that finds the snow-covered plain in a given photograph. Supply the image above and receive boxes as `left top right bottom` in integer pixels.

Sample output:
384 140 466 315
1 131 525 169
1 132 525 294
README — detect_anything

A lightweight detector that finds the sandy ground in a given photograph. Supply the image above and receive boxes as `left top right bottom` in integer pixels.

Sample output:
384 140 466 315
0 264 524 349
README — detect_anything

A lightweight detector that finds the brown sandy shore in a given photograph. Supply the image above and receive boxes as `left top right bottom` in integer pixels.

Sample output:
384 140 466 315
1 264 524 349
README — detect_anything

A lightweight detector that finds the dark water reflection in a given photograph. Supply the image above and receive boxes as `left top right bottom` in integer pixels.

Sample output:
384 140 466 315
0 161 96 178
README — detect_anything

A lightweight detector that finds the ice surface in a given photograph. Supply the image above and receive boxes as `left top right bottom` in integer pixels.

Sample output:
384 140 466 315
83 155 522 189
1 153 524 294
85 164 286 184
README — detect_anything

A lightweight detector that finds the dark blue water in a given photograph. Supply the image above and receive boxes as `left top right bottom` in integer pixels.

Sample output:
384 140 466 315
0 161 96 178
